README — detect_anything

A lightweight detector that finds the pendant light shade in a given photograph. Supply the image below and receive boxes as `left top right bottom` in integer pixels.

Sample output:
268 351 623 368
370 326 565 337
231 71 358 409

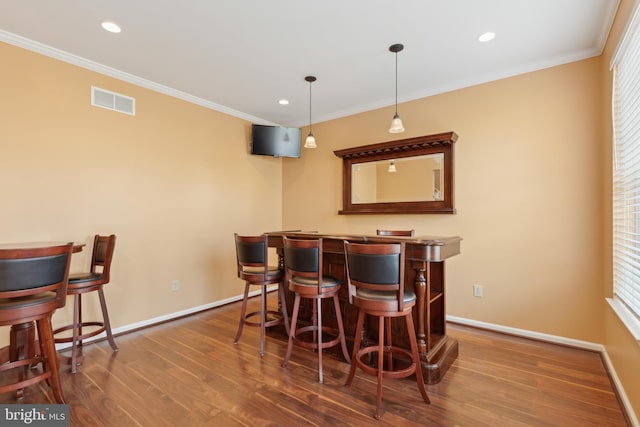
304 133 316 148
389 113 404 133
388 44 405 134
304 75 317 148
388 159 397 173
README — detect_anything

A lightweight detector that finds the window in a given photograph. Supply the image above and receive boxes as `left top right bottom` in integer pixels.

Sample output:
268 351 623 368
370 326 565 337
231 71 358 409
610 3 640 341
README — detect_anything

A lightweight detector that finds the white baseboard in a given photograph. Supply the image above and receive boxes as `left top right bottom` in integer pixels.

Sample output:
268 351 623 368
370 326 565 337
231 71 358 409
446 315 604 350
55 284 279 352
447 315 639 427
600 349 640 427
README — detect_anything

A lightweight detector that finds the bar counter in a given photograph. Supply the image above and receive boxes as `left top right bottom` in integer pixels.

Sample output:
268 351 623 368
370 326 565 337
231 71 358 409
265 231 462 384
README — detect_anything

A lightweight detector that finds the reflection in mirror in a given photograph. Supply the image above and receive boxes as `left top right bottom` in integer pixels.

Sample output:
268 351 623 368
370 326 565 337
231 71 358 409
351 154 444 204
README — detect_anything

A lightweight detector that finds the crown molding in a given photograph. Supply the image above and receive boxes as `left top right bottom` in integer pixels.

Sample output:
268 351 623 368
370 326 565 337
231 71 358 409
0 30 278 126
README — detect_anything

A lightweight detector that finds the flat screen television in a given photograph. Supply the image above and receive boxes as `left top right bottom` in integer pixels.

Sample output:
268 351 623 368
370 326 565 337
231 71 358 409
250 124 301 158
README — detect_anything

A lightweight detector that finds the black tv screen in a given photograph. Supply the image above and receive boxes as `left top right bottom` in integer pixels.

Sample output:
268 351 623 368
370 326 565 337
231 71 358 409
250 124 301 158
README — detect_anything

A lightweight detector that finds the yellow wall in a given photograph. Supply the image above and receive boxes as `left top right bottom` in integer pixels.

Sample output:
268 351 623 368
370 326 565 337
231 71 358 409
283 1 638 417
285 58 604 340
0 41 284 339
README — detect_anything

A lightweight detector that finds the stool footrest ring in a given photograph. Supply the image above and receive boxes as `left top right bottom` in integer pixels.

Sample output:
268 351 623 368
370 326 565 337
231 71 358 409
291 325 343 351
0 369 50 394
354 345 416 379
242 310 285 328
53 321 106 343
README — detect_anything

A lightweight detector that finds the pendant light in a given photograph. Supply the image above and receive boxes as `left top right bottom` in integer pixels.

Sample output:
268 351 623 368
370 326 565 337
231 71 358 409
388 159 397 173
388 44 405 133
304 75 317 148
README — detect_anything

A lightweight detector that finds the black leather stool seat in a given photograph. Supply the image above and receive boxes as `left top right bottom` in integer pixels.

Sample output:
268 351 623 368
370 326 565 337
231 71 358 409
281 236 351 383
344 241 430 420
53 234 118 374
68 272 102 284
0 243 73 403
233 234 290 356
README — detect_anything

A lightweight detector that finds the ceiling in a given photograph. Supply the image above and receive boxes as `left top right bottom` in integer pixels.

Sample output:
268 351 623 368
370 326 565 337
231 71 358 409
0 0 620 128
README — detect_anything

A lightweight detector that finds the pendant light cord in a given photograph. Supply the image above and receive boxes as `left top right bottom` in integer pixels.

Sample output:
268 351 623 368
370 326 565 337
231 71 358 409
394 51 398 115
309 79 313 133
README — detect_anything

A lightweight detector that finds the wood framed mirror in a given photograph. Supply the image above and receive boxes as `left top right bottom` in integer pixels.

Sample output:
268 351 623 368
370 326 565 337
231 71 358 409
334 131 458 214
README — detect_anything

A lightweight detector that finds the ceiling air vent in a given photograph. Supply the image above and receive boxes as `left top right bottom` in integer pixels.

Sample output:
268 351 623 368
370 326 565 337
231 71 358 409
91 86 135 115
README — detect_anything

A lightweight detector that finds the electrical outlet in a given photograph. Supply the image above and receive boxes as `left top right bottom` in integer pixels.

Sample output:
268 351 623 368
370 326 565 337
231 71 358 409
473 284 483 298
171 280 180 292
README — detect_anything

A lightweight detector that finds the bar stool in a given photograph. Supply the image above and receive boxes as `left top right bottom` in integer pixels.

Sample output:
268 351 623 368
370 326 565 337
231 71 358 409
0 242 73 403
53 234 118 373
281 236 350 383
376 229 415 237
344 240 429 420
233 234 290 356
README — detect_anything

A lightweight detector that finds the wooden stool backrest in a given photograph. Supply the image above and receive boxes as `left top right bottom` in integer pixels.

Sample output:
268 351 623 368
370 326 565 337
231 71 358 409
89 234 116 285
0 243 73 319
344 241 407 311
283 236 324 292
235 234 270 277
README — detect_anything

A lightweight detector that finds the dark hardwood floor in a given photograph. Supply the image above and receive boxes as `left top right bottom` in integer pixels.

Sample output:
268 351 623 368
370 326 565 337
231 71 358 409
1 297 629 426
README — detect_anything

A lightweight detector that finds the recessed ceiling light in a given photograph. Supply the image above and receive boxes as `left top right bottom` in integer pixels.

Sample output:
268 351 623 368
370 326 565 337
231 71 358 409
278 99 289 105
101 21 121 33
478 32 495 42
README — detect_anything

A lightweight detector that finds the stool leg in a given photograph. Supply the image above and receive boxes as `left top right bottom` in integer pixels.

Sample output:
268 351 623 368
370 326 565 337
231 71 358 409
36 316 66 404
259 284 267 356
345 309 365 387
311 299 318 345
98 288 118 352
9 322 35 399
71 294 80 373
278 282 290 336
317 297 323 383
385 317 393 371
333 294 351 363
77 293 83 350
375 315 385 420
282 294 301 368
405 313 429 404
233 283 250 345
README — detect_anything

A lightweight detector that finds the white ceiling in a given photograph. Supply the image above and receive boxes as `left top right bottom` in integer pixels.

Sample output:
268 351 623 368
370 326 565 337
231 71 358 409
0 0 620 128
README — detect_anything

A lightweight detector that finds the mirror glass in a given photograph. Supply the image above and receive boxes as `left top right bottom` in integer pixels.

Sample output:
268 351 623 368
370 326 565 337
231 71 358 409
351 153 444 204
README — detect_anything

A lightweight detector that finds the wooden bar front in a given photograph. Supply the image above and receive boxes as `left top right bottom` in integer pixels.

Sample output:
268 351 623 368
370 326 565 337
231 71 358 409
265 231 462 384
